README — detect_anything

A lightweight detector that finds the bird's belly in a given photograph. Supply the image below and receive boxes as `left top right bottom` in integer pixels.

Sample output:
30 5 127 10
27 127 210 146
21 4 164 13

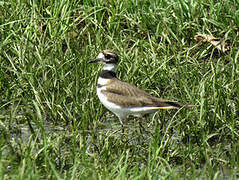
97 88 160 119
97 88 130 118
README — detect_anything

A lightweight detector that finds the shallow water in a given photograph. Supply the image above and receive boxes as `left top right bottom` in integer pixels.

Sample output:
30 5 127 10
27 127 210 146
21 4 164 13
1 113 236 179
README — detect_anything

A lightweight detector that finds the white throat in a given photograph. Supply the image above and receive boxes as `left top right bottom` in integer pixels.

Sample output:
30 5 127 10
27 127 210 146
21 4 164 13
103 63 117 72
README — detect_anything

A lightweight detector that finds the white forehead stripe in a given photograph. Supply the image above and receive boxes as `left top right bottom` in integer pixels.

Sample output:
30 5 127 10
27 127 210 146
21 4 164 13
97 52 104 59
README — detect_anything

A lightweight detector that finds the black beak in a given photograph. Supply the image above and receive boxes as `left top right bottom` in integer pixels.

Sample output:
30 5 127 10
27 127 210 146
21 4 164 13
88 58 102 63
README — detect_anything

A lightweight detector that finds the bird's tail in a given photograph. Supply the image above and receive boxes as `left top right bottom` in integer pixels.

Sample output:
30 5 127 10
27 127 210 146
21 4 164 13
157 100 197 109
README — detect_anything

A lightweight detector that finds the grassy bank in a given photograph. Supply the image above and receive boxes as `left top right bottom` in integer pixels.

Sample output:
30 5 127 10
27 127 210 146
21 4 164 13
0 0 239 179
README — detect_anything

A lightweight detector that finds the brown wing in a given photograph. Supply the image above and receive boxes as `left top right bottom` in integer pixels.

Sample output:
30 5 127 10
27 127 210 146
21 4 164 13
101 78 185 108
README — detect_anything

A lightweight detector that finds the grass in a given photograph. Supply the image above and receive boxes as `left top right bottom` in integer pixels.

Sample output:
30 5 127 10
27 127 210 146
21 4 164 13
0 0 239 179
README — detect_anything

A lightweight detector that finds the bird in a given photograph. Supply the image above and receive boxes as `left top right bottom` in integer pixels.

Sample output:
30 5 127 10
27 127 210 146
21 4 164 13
88 50 195 125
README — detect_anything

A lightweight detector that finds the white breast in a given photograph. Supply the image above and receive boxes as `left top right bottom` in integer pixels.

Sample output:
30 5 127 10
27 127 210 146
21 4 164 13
98 77 110 86
97 86 127 119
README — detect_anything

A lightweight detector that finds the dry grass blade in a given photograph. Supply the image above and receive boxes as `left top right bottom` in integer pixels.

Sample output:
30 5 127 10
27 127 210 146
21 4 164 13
194 33 230 53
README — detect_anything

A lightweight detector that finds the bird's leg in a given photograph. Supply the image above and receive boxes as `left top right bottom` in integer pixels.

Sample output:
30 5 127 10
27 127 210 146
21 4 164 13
119 117 129 142
122 120 129 136
138 114 149 134
118 117 124 133
118 117 128 133
138 120 144 134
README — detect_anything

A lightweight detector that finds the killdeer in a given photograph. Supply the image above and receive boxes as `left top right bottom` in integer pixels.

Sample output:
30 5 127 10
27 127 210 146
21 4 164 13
89 50 194 124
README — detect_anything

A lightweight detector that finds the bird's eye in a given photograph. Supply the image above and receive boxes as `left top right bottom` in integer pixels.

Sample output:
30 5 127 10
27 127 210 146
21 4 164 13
105 54 112 59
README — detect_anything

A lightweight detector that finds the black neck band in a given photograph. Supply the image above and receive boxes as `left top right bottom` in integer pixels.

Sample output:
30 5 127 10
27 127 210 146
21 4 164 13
100 70 116 79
